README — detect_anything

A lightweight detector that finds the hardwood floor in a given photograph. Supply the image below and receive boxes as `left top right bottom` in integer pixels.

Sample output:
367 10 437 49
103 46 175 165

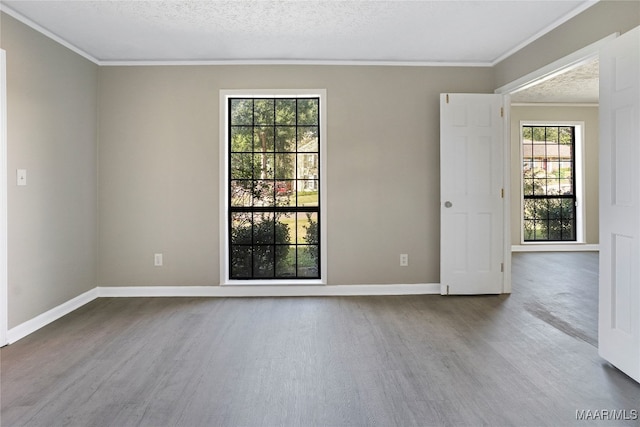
2 252 639 426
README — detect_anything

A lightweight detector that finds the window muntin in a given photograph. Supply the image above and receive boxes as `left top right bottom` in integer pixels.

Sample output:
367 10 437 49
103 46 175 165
522 125 576 241
228 97 321 279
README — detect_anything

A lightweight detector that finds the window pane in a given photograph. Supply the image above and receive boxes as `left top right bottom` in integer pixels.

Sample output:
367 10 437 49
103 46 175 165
275 126 296 152
298 127 318 152
546 178 560 195
297 184 318 206
562 222 575 240
298 212 318 245
548 220 563 240
535 199 549 220
523 219 535 240
535 225 548 240
533 178 546 195
253 213 275 244
548 199 562 220
231 126 253 152
275 181 295 206
231 99 253 125
231 213 252 244
253 180 275 206
254 153 274 179
523 199 536 220
231 153 253 179
532 127 546 142
297 153 318 180
231 245 252 278
298 246 319 277
275 213 293 244
275 99 296 125
230 181 252 207
253 245 275 278
297 99 318 125
274 154 296 179
254 99 274 125
275 245 296 277
559 127 573 144
254 127 274 152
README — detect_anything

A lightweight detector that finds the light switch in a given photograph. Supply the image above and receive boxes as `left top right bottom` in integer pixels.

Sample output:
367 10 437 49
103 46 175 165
17 169 26 186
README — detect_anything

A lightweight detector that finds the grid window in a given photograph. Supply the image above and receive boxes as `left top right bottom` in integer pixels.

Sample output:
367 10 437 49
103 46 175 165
228 97 321 279
522 125 576 241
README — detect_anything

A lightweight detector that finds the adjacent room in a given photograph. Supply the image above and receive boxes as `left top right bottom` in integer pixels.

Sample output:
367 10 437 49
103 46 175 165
0 1 639 425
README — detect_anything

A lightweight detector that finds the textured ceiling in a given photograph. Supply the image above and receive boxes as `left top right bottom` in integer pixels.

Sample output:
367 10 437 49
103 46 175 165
1 0 597 65
511 58 599 103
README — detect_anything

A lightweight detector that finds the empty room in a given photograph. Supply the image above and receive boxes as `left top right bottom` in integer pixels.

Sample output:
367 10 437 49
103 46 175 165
1 1 639 426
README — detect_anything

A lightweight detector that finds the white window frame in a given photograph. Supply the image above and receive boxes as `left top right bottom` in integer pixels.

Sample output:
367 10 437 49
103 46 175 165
219 89 327 285
519 121 585 244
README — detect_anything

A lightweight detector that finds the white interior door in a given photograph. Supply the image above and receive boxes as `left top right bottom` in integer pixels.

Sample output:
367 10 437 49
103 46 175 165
599 26 640 383
440 93 504 295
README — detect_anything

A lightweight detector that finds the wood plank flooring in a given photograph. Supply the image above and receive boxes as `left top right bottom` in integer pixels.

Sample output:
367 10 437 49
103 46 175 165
2 252 639 426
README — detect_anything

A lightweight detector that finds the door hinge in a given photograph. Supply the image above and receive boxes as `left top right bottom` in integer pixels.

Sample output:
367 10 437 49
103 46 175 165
500 107 504 118
446 94 449 104
501 263 504 273
501 188 504 198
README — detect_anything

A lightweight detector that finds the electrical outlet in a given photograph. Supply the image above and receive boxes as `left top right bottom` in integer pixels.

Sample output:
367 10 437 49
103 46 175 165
400 253 409 266
154 253 163 267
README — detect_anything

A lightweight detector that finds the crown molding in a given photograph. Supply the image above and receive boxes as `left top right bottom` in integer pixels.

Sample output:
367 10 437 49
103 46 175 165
490 0 600 66
0 4 100 64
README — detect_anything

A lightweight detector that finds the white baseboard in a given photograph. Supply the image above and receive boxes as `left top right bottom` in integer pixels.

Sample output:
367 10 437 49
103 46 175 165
5 283 440 345
511 244 599 252
7 288 99 344
98 283 441 297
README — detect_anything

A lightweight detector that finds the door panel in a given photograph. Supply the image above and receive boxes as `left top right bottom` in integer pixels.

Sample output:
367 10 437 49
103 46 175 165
599 26 640 383
440 94 504 295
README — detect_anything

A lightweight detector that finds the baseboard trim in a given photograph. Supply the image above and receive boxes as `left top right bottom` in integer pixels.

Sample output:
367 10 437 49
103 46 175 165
97 283 441 298
5 284 440 345
7 288 99 344
511 244 599 252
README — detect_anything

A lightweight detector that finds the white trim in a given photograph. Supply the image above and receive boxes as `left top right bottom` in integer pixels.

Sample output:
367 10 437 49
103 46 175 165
0 50 7 346
0 4 100 65
6 288 99 344
491 1 600 66
219 90 328 285
511 103 599 108
502 95 512 294
98 283 440 298
2 283 439 345
512 244 599 252
495 33 618 96
100 59 493 67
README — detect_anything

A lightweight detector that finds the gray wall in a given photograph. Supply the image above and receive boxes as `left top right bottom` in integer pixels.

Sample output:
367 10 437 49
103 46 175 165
494 0 640 89
1 1 637 327
97 66 494 286
1 14 98 327
510 105 599 245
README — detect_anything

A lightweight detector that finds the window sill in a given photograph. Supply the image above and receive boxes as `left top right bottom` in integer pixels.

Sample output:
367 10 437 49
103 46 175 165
222 279 325 286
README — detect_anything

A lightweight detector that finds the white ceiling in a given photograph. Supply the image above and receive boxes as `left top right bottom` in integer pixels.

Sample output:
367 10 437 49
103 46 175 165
511 58 599 103
1 0 598 65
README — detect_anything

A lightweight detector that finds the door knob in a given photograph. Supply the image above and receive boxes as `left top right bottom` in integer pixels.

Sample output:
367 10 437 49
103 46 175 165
444 201 453 208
